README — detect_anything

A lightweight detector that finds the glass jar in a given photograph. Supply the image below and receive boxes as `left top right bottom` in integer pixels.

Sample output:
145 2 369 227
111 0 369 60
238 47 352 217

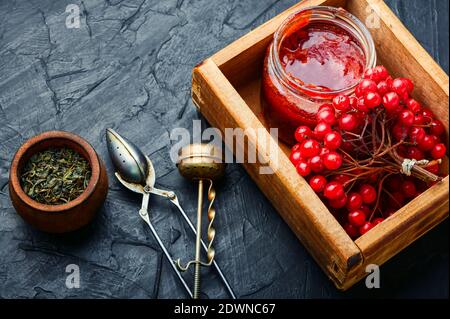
261 6 376 145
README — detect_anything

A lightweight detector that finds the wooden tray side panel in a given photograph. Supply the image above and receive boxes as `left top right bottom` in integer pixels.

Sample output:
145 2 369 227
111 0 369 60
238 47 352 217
192 59 363 287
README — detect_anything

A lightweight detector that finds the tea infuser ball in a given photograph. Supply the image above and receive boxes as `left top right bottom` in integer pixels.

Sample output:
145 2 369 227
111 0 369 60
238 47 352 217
177 143 226 181
176 143 226 299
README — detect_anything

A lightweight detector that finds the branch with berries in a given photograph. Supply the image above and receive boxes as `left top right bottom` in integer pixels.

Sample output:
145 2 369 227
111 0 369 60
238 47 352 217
290 65 447 239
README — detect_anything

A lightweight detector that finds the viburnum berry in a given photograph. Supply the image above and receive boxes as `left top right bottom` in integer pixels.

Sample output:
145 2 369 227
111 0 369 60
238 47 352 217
367 172 379 184
392 124 407 141
386 176 402 191
341 141 354 152
358 79 378 94
364 91 381 108
300 139 320 158
374 65 389 81
408 126 426 144
401 180 417 198
324 181 345 200
309 155 324 173
426 164 440 175
431 143 446 159
360 205 370 217
417 135 436 151
430 135 441 144
422 108 434 119
292 143 301 153
289 150 304 166
363 68 377 81
382 92 400 113
391 78 408 96
349 96 358 109
430 119 445 136
354 110 367 122
402 78 414 94
339 113 359 132
359 222 374 235
360 184 377 204
398 109 415 126
377 80 390 96
324 131 342 150
296 160 311 177
384 75 394 86
309 175 327 193
344 223 359 238
355 97 369 112
319 147 331 157
348 210 366 227
319 103 334 112
333 95 350 111
295 126 312 143
413 113 426 125
346 192 363 211
406 146 424 160
323 151 343 170
405 98 421 113
314 122 332 140
340 141 353 152
329 194 348 209
388 191 405 208
317 108 336 125
332 174 351 186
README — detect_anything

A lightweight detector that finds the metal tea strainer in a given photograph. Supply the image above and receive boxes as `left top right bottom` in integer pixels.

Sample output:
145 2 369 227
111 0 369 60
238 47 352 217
176 143 226 299
105 128 235 299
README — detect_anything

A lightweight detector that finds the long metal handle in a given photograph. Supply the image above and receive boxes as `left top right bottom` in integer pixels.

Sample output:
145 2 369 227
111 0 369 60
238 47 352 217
151 187 236 299
193 180 204 299
139 194 193 298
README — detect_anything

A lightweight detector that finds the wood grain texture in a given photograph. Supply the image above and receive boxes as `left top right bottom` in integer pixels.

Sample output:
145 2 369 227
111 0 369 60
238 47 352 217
0 0 448 299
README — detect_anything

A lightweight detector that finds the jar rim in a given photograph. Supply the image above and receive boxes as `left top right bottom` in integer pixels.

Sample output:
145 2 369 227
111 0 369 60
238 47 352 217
271 6 377 98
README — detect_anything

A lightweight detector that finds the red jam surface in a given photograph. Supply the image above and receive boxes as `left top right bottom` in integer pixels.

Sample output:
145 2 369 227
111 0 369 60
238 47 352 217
262 21 366 145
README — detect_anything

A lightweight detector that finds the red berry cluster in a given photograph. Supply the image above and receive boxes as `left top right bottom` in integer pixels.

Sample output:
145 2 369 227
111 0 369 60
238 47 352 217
289 65 447 239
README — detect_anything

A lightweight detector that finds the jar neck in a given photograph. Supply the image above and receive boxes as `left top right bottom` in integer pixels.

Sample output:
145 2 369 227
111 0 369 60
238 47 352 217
269 6 376 100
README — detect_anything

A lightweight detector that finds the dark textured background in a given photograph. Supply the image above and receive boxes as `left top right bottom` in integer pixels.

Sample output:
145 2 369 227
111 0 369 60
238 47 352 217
0 0 448 299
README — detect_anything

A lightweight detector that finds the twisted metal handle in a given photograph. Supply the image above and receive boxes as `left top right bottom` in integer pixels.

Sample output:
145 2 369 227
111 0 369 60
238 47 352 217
174 179 216 270
205 179 216 265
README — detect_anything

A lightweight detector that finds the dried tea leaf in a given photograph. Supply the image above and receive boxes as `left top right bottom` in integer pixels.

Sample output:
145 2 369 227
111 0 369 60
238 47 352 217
20 148 91 205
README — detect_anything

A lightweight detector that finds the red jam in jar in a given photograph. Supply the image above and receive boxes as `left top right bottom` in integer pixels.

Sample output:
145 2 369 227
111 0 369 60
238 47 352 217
262 7 376 145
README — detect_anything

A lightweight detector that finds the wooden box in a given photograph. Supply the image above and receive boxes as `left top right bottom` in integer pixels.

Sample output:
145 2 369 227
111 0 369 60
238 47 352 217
191 0 449 290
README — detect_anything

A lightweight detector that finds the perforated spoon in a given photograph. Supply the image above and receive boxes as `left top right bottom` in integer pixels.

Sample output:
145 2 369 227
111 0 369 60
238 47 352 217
106 128 192 298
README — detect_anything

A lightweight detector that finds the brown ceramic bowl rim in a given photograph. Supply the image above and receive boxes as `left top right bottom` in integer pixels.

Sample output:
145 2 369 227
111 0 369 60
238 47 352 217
10 131 100 213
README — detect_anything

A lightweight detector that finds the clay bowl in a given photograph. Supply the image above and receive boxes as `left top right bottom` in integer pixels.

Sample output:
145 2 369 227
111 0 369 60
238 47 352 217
9 131 108 233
